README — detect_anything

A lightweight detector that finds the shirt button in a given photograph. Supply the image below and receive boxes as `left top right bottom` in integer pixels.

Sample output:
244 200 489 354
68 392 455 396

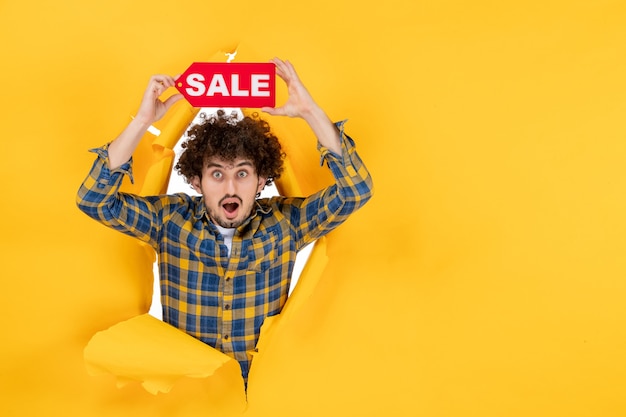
224 304 231 310
224 335 229 340
225 276 231 282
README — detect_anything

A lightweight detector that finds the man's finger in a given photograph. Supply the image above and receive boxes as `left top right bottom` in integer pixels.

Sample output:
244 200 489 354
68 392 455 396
261 106 283 116
164 94 184 109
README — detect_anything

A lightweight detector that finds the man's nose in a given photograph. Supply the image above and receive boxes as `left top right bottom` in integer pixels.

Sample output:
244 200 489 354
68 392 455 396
225 176 236 194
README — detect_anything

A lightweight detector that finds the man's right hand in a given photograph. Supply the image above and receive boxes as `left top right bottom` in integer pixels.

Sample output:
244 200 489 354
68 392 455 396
107 75 183 170
134 75 183 126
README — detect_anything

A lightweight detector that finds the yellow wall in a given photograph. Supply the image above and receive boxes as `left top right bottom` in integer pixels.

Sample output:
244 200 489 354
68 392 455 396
2 1 626 416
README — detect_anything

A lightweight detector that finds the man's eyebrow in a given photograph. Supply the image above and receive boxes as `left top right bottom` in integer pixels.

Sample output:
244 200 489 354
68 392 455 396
205 161 254 169
205 162 224 169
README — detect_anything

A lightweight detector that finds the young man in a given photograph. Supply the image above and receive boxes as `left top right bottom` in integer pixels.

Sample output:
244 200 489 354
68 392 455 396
77 58 373 382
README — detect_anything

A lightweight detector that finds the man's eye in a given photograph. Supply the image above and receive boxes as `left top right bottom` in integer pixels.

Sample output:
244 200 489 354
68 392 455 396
212 171 222 179
238 171 248 178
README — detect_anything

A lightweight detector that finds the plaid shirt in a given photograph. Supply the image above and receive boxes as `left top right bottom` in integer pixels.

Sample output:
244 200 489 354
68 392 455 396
76 123 373 381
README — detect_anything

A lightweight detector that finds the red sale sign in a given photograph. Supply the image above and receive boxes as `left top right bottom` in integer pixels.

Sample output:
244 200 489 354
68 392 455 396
175 62 276 108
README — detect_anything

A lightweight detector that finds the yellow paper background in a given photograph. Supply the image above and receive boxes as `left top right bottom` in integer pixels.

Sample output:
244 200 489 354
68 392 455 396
2 1 626 416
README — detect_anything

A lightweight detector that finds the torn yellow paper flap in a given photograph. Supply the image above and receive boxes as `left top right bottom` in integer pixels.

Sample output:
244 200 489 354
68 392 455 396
84 314 243 395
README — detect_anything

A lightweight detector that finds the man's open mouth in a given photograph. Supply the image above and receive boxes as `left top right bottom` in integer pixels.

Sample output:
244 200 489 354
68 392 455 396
220 196 242 219
223 202 239 214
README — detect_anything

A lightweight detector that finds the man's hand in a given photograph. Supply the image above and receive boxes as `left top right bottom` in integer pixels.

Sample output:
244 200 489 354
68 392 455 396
262 58 342 155
134 75 183 126
262 58 317 119
107 75 183 169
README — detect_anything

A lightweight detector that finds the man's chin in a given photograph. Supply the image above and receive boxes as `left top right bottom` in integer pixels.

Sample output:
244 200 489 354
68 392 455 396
213 216 243 229
208 207 251 229
217 220 238 228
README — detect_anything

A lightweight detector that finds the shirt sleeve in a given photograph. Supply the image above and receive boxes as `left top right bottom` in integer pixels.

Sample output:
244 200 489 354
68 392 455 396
75 144 162 248
290 120 374 248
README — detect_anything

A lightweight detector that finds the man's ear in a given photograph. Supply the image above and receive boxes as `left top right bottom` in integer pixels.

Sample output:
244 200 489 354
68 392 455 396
190 176 202 194
257 177 267 194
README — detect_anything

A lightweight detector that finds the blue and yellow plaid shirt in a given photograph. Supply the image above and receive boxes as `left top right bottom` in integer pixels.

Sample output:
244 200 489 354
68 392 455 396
76 123 373 381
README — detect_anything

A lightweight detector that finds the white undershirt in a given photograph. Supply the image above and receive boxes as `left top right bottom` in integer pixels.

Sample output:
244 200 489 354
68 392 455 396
215 224 236 257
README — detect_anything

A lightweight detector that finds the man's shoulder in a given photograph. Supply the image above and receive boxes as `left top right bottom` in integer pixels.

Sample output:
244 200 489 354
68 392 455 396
146 192 200 204
148 192 204 218
255 195 303 211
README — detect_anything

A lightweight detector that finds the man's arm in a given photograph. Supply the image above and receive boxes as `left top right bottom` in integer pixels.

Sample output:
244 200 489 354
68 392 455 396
263 58 373 247
76 75 183 244
262 58 342 156
108 75 182 169
282 123 374 249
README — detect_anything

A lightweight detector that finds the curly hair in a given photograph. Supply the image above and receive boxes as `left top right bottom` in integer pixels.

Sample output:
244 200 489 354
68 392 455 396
175 110 285 187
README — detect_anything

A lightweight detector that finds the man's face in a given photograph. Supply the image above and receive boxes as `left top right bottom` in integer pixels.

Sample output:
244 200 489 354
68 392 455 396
191 157 267 229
